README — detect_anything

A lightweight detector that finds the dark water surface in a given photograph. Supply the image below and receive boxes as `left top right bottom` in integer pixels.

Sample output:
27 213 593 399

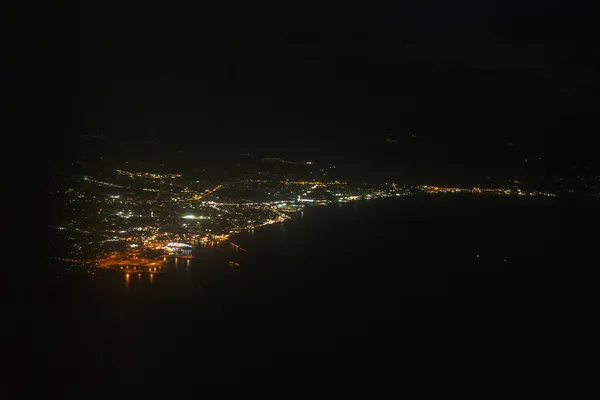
33 195 598 390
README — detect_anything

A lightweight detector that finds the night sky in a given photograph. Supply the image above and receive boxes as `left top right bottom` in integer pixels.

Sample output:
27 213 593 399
26 1 600 176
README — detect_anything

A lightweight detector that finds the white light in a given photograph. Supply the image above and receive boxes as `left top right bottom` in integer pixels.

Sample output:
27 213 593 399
166 242 192 248
130 244 138 248
183 215 196 219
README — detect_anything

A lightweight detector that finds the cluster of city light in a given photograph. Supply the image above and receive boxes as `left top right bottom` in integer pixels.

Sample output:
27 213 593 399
75 173 330 269
246 179 346 185
190 184 223 201
83 176 125 188
166 242 193 248
62 167 561 274
418 185 552 196
115 169 181 180
419 185 471 193
96 251 169 273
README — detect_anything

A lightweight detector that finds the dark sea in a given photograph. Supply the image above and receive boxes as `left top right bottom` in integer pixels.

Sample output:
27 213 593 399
30 195 598 391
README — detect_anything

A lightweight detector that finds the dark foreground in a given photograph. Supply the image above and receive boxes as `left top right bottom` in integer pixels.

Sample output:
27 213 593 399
25 195 599 391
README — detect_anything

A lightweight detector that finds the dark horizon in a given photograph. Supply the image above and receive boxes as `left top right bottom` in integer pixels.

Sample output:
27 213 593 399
30 1 598 180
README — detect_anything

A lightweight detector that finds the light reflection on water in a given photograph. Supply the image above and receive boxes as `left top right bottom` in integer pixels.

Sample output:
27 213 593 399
68 204 351 293
100 240 244 292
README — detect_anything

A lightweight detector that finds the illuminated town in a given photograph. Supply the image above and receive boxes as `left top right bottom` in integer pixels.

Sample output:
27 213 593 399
48 156 562 276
